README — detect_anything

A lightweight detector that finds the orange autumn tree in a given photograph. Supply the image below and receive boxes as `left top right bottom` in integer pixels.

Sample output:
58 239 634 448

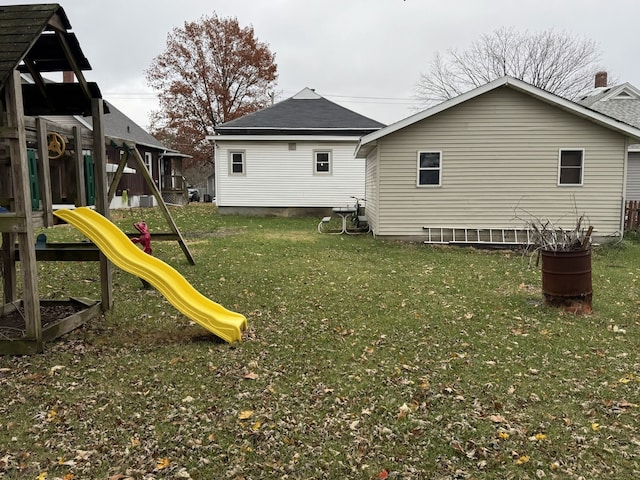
146 13 278 168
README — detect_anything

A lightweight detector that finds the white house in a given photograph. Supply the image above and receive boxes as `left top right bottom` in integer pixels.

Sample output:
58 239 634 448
208 88 384 216
355 76 640 243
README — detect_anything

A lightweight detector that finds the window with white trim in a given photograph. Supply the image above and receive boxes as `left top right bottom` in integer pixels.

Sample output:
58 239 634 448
144 152 153 174
417 151 441 186
229 151 245 176
558 149 584 186
314 150 332 175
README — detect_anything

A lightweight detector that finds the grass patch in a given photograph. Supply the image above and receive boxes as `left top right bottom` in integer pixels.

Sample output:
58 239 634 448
1 203 639 479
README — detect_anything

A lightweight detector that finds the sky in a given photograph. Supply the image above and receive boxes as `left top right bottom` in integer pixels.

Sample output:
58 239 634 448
10 0 640 129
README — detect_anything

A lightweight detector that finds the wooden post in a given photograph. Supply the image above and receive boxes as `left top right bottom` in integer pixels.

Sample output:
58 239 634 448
73 125 86 206
128 145 195 265
1 233 16 302
91 98 113 310
36 118 54 226
6 70 42 350
107 148 130 204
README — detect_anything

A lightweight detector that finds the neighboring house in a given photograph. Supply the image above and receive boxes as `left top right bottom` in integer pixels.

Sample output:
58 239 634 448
209 88 385 215
577 73 640 200
41 87 189 208
355 76 640 242
87 101 190 207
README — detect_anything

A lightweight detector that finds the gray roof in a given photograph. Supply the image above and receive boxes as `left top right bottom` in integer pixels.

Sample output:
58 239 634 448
82 101 180 153
215 88 385 135
577 84 640 129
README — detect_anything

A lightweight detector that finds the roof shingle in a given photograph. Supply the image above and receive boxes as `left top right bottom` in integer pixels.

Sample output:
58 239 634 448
215 88 385 135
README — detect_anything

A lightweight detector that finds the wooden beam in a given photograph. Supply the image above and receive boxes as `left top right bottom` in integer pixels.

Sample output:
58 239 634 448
42 298 101 342
91 98 113 311
22 59 52 109
107 148 129 204
36 118 54 226
5 70 42 351
54 30 93 104
1 233 17 302
73 125 86 206
127 145 195 265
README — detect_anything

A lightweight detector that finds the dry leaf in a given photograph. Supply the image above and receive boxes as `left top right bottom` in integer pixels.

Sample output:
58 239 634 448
49 365 65 375
243 372 259 380
238 410 254 420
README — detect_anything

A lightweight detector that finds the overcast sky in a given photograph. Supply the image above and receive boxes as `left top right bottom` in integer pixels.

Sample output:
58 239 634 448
10 0 640 128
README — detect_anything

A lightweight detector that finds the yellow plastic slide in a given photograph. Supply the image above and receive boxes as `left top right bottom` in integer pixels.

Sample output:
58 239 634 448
53 207 247 343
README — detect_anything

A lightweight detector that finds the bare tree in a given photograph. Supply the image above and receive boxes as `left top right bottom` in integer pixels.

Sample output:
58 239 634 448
146 13 278 168
415 28 605 107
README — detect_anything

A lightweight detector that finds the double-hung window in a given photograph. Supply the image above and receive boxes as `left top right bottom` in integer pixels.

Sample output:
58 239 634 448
314 150 332 175
558 149 584 186
417 151 441 186
144 152 153 175
229 151 245 176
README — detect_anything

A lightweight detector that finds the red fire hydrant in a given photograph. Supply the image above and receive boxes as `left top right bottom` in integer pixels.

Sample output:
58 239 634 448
131 221 152 255
131 221 152 289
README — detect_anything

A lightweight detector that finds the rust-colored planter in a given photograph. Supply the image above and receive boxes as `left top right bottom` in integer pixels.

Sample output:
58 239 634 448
541 248 592 311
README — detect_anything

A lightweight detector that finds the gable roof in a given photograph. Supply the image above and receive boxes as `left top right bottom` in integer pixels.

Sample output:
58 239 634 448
356 76 640 158
0 3 101 116
214 87 385 136
80 101 167 150
577 83 640 129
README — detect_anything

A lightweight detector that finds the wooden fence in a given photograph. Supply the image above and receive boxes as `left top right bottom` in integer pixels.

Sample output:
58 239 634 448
624 200 640 231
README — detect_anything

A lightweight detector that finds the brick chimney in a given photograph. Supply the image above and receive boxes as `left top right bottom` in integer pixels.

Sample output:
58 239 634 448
62 71 74 83
595 71 607 88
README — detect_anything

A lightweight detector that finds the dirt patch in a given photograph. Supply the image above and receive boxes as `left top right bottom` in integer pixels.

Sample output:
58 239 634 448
0 303 85 339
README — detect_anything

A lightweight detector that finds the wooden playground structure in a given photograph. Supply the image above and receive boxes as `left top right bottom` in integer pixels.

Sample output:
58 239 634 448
0 4 191 354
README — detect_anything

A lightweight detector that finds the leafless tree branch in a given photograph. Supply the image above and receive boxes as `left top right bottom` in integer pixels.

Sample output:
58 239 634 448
415 27 608 109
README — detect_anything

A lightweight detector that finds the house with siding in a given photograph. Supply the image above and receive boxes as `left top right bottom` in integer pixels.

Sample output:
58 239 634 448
209 88 384 215
42 97 189 208
577 72 640 200
355 76 640 242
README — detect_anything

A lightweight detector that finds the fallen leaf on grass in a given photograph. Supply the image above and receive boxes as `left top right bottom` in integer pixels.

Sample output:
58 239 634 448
515 455 530 464
489 414 507 423
49 365 65 375
238 410 254 420
156 457 170 470
378 469 389 479
243 372 259 380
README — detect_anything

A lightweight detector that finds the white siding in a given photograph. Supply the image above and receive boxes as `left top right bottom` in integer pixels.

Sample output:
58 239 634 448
375 87 628 237
215 140 364 208
364 148 379 233
626 152 640 200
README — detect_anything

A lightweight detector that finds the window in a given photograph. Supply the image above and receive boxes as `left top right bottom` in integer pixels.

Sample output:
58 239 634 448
558 149 584 186
417 151 441 186
229 151 245 176
144 152 153 174
314 150 332 175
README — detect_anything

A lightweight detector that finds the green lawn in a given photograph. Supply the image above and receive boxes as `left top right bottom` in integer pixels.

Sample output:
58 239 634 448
1 203 638 479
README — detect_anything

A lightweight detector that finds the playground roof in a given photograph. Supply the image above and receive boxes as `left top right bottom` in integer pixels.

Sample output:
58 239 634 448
0 3 103 116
